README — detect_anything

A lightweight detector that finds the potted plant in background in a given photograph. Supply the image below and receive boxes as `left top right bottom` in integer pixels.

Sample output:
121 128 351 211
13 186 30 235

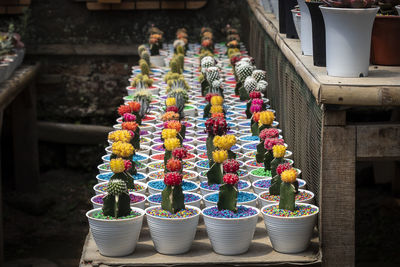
202 172 260 255
320 0 379 77
86 179 145 256
306 0 326 66
370 0 400 66
297 0 314 55
397 4 400 13
261 169 319 253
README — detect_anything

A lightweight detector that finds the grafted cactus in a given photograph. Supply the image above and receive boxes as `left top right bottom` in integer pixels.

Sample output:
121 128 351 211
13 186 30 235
162 172 185 213
217 174 239 212
102 179 131 218
279 169 298 211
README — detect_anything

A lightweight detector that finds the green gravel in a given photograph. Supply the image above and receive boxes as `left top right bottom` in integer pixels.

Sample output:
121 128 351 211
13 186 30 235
251 168 271 177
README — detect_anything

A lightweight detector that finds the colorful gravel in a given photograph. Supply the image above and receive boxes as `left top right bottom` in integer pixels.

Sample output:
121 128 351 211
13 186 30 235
243 143 257 150
152 144 193 152
96 183 145 194
90 210 142 220
205 191 257 203
151 153 195 161
97 172 145 181
153 137 194 144
148 161 194 170
197 160 243 169
246 160 263 168
148 171 196 180
146 207 199 218
200 180 249 190
148 180 198 191
251 168 271 177
148 193 201 204
254 179 305 189
203 206 258 218
93 194 145 205
140 137 151 144
263 204 318 217
132 154 148 162
260 191 313 202
240 136 260 142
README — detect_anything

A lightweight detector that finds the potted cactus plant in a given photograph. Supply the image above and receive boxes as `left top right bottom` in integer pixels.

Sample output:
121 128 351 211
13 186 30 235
86 179 145 256
320 0 379 77
145 170 201 254
202 172 260 255
261 169 319 253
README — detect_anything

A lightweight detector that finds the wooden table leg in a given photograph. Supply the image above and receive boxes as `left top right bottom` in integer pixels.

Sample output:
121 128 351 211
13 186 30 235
10 83 39 192
0 110 4 264
320 122 356 267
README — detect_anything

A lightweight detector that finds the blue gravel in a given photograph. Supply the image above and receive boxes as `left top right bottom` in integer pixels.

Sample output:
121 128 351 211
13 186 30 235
234 104 247 109
239 122 251 127
148 180 198 191
205 191 257 203
198 122 236 128
203 206 258 218
103 154 147 162
200 180 249 190
148 193 201 203
243 143 257 150
241 136 260 141
97 172 145 181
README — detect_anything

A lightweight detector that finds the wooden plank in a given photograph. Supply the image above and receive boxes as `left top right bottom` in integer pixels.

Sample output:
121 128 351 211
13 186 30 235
27 44 140 56
37 121 113 145
136 1 160 9
323 108 346 126
320 126 356 267
356 124 400 159
0 64 41 110
11 83 39 192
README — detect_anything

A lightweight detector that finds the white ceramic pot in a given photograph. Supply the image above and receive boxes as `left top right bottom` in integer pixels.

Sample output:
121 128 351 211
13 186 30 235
292 9 301 38
297 0 313 56
147 192 202 208
202 205 260 255
320 6 379 77
261 0 272 13
146 205 201 254
91 192 147 210
262 203 319 253
270 0 279 19
86 207 145 257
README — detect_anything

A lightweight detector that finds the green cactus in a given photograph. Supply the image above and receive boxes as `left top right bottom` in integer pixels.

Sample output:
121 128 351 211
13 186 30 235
263 150 274 172
269 174 281 196
176 45 185 55
207 162 223 185
162 185 185 214
170 58 180 74
131 74 153 88
102 179 131 218
279 182 296 211
140 59 150 76
255 141 266 163
138 45 147 56
141 51 151 67
109 166 136 190
270 157 285 178
217 184 238 212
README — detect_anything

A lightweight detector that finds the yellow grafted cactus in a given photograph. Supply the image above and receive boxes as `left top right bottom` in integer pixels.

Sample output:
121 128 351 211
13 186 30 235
162 129 177 140
272 145 286 158
164 137 181 151
213 135 236 150
281 169 297 183
259 111 275 126
108 130 132 143
112 141 134 158
213 149 228 163
210 95 223 106
210 105 223 114
166 97 176 107
110 158 125 173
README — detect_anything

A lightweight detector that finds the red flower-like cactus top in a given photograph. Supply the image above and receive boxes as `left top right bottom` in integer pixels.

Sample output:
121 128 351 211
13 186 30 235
172 147 188 160
118 105 131 116
128 101 141 113
166 106 179 113
223 173 239 185
205 117 228 136
205 93 219 102
223 159 240 174
259 128 279 140
166 158 182 172
164 172 183 186
249 91 262 99
276 163 292 175
264 138 284 151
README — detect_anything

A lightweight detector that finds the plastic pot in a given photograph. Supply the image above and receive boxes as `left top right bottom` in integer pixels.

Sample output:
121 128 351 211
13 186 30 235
297 0 313 55
320 6 379 77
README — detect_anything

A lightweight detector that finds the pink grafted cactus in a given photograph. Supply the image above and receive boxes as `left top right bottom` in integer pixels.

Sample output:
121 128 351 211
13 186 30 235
323 0 376 8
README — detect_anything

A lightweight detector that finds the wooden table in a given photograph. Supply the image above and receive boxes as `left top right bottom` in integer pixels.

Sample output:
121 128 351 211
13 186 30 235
0 63 41 263
245 1 400 267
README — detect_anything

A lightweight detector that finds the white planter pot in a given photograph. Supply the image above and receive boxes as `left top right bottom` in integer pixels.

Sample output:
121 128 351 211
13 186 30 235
261 0 272 13
262 203 319 253
86 207 145 257
320 6 378 77
396 5 400 15
150 55 166 67
202 205 260 255
270 0 279 19
292 9 301 38
146 205 201 254
297 0 313 56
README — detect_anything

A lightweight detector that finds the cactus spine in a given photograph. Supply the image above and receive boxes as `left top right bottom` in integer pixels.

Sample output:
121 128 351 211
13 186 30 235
140 59 150 76
102 179 131 218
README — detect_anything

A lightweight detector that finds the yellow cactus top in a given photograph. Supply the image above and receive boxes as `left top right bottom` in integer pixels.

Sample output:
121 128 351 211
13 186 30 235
110 158 125 173
162 128 177 140
164 137 181 151
213 149 228 164
166 97 176 107
272 145 286 158
112 141 134 158
213 135 236 150
210 105 223 114
210 95 223 106
108 130 132 143
259 111 275 126
281 169 297 183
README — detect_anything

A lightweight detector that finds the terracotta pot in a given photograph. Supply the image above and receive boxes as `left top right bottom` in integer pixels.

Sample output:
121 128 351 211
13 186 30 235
371 15 400 66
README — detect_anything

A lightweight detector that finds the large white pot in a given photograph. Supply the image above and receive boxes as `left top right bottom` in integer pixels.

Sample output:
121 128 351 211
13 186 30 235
145 205 201 254
86 207 145 257
297 0 313 55
320 6 379 77
202 205 260 255
262 203 319 253
270 0 279 19
261 0 272 13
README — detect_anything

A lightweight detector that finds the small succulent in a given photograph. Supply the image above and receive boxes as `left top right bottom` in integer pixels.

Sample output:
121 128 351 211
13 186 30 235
102 179 131 218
